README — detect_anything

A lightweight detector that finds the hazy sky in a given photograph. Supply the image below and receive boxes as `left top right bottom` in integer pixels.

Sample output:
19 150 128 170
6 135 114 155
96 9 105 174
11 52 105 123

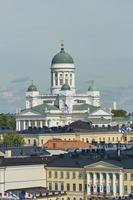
0 0 133 113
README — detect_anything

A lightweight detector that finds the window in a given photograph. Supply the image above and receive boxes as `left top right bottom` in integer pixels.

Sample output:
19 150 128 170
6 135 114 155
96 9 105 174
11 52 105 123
65 79 68 84
61 182 64 191
60 171 64 179
66 172 69 179
79 184 82 191
55 182 58 190
131 186 133 193
70 79 72 85
72 172 76 179
67 183 70 191
48 171 52 178
28 139 30 144
73 184 76 191
124 173 127 181
131 174 133 181
78 172 82 179
41 139 43 145
54 171 58 178
60 79 63 85
55 79 58 86
49 182 52 190
124 185 127 194
84 184 87 192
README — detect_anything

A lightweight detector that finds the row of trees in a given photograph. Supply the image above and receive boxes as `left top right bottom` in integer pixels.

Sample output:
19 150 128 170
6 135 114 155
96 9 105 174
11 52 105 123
0 114 16 129
1 132 25 146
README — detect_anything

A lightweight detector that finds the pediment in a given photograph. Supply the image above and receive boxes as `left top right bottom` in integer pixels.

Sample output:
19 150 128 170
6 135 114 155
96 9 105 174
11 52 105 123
90 109 111 116
20 110 41 116
84 161 121 169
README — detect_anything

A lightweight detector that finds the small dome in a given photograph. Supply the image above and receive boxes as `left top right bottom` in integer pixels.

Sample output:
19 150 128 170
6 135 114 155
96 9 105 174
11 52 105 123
88 85 97 91
51 41 74 65
27 83 38 92
61 84 71 91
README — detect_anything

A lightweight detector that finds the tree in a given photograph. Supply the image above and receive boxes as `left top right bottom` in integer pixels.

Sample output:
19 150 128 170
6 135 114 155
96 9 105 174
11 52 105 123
2 132 25 146
0 114 16 129
111 109 127 117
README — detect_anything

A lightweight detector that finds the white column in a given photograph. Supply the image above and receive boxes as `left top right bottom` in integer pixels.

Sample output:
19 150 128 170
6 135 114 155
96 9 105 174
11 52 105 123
23 120 26 130
16 120 18 131
28 120 31 127
99 173 103 194
113 173 116 197
40 121 43 128
87 173 91 196
18 120 21 131
119 173 123 197
106 173 110 194
93 173 97 193
35 121 37 127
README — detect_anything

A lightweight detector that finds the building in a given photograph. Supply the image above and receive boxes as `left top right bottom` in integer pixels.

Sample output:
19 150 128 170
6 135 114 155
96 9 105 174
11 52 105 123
20 130 133 147
0 157 47 193
46 149 133 199
16 41 111 131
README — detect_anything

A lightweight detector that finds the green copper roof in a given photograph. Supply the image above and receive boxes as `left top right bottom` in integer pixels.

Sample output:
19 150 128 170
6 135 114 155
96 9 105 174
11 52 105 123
51 47 74 65
73 103 99 113
61 84 71 91
27 83 38 92
32 103 59 114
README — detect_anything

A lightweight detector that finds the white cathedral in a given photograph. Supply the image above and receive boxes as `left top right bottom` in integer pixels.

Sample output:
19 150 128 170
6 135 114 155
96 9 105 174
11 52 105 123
16 42 112 131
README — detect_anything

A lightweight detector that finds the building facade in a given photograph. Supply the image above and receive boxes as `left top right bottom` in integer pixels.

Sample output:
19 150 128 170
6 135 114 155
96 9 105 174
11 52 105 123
46 156 133 199
20 131 133 147
16 42 111 131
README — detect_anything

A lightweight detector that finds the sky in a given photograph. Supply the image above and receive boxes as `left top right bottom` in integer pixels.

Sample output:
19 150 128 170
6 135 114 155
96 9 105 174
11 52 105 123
0 0 133 113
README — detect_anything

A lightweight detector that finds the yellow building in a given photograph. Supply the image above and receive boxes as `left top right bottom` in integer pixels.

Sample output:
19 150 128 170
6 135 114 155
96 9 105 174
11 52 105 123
21 131 133 146
46 151 133 199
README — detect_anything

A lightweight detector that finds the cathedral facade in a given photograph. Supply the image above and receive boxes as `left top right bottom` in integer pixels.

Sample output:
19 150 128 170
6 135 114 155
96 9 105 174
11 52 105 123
16 42 111 131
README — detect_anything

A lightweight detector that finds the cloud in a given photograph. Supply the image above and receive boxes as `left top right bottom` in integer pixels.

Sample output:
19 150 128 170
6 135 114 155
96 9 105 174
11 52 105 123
10 77 30 84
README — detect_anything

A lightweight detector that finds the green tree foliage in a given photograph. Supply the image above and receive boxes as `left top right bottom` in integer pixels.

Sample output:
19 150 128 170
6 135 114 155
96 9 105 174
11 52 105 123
111 109 127 117
3 132 25 146
0 114 16 129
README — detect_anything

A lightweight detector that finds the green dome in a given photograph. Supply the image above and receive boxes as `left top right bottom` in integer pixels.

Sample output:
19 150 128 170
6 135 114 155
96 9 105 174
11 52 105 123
88 85 97 91
27 83 38 92
51 47 74 65
61 84 71 91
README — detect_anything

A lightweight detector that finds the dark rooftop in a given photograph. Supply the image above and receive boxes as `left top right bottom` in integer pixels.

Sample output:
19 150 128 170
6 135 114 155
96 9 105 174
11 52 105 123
47 148 133 169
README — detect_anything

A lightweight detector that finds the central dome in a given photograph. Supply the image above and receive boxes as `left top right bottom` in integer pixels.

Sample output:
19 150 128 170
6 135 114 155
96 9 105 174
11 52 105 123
51 42 74 65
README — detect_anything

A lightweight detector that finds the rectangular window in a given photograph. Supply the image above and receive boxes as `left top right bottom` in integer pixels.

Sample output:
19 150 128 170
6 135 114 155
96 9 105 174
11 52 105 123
84 184 87 192
73 184 76 191
67 183 70 191
131 186 133 193
60 79 63 85
72 172 76 179
131 174 133 181
55 79 58 86
49 182 52 190
66 172 69 179
60 171 64 179
61 182 64 191
54 171 58 178
65 79 68 84
124 173 127 181
55 183 58 190
79 184 82 192
124 185 127 194
78 172 82 179
48 171 52 178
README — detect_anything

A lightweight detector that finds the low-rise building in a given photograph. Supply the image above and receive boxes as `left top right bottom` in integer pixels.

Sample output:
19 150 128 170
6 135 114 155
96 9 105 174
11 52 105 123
46 150 133 199
21 131 133 146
